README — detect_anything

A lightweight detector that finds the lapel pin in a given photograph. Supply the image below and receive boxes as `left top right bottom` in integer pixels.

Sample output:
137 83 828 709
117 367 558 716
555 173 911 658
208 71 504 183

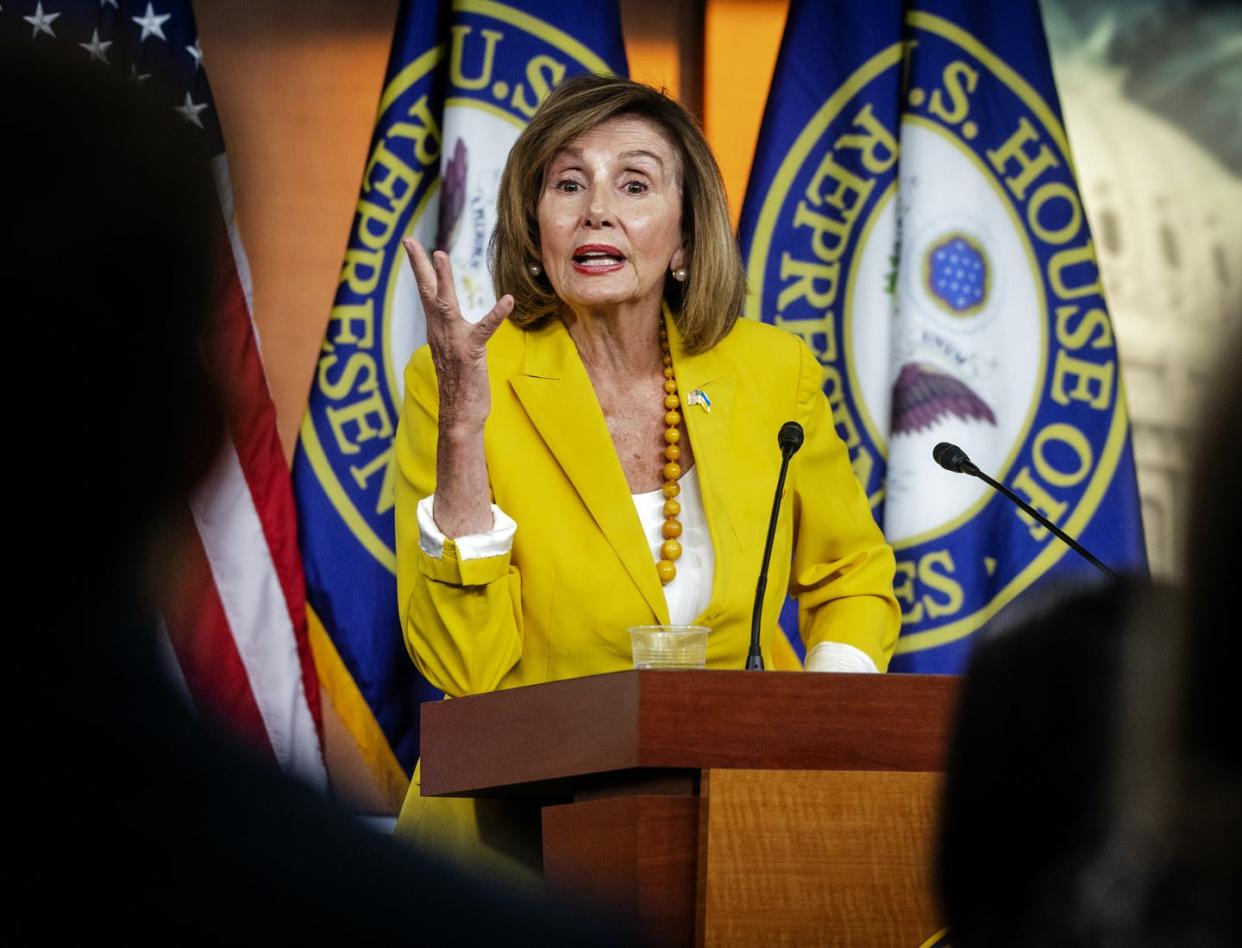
687 388 712 413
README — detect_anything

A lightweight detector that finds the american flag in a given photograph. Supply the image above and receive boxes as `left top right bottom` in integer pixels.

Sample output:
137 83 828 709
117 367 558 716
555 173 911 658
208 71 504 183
3 0 326 783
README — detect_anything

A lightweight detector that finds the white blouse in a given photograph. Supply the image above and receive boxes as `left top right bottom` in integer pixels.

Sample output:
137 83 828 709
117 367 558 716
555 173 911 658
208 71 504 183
630 466 713 626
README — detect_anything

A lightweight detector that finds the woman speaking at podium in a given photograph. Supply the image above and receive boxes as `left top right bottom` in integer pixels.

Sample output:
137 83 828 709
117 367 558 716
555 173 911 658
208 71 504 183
393 75 900 876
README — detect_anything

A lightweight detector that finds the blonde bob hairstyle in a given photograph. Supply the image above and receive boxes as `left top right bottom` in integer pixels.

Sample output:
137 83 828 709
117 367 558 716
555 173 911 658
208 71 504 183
490 74 746 354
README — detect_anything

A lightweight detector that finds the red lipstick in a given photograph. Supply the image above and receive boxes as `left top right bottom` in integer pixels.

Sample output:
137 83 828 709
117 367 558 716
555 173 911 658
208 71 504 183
571 243 626 275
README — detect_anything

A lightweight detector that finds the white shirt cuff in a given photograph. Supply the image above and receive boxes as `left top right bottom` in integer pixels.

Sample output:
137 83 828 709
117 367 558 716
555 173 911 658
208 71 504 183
804 641 879 674
417 494 516 560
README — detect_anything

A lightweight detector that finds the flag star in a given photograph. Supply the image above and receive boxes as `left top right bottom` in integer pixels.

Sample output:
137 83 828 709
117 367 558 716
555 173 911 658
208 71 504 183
174 92 209 128
23 2 61 39
101 0 119 7
132 3 172 42
129 62 152 83
80 28 113 64
186 38 203 69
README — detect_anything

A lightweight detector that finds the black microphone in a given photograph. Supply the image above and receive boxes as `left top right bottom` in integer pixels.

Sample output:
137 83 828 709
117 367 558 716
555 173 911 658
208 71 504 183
932 441 979 476
932 441 1119 579
747 421 805 670
778 421 804 457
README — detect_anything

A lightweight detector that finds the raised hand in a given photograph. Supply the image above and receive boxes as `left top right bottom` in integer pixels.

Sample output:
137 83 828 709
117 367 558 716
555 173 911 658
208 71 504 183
402 237 514 435
402 237 513 538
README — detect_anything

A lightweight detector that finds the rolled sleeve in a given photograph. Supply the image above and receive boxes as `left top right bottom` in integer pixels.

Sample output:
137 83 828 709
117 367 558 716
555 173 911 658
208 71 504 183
805 641 879 673
415 494 517 587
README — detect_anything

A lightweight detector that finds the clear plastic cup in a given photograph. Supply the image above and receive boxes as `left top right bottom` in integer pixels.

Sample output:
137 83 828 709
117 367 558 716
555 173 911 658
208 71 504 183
628 625 710 669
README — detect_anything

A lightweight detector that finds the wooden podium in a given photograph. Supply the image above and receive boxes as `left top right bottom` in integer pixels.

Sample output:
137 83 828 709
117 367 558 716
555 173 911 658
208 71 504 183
421 670 958 946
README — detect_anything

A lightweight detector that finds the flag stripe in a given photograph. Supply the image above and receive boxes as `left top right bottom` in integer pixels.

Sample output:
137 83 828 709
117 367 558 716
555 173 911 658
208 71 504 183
208 233 306 648
204 154 324 766
190 435 327 784
163 507 275 757
207 246 324 742
211 156 256 316
156 618 193 703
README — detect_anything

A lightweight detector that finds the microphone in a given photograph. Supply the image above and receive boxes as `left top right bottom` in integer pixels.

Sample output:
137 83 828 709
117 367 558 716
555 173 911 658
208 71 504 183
932 442 1118 579
932 441 979 476
747 421 805 670
778 421 804 457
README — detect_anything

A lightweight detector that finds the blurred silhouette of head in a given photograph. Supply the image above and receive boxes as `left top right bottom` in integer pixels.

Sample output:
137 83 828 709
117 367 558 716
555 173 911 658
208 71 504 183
1120 329 1242 943
1183 347 1241 775
939 329 1242 944
1 26 222 612
935 580 1145 946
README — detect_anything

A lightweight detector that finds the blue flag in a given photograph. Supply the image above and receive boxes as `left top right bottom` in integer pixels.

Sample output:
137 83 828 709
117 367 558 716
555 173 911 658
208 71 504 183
293 0 627 804
739 0 1147 673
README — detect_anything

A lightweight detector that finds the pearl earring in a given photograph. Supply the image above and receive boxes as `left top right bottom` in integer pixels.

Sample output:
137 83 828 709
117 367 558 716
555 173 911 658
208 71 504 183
671 267 688 283
528 262 543 277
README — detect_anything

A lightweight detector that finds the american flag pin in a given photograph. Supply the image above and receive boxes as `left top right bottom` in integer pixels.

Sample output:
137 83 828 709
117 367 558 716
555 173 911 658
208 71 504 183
687 388 712 412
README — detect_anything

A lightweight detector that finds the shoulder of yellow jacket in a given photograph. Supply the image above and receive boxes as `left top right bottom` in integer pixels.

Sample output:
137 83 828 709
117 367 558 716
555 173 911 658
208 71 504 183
713 314 807 371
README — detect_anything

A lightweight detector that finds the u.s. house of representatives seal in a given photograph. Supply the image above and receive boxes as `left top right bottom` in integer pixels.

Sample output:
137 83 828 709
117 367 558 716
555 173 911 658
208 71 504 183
300 0 615 577
746 12 1129 668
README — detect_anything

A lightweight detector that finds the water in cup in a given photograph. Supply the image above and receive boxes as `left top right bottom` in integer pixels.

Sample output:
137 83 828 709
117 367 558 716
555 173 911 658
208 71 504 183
628 625 710 669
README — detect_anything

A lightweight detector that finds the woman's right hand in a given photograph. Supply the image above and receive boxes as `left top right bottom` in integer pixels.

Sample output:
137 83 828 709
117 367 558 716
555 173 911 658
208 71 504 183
402 237 514 434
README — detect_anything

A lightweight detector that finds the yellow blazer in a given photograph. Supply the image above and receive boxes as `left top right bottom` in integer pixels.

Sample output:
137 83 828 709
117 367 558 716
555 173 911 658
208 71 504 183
392 310 900 879
394 311 900 699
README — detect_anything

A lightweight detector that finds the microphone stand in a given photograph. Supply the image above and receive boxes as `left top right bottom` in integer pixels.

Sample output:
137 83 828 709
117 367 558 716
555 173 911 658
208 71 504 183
747 423 804 670
933 442 1119 579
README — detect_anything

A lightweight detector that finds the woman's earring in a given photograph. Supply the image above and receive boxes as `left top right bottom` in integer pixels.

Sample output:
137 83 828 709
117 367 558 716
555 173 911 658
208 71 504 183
528 262 543 277
671 267 688 283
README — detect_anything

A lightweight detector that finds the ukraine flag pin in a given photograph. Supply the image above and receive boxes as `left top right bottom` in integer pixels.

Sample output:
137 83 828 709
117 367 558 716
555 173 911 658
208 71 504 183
687 388 712 413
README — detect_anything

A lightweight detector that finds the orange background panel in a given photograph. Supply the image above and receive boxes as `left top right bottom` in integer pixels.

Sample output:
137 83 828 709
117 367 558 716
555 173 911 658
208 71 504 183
704 0 788 227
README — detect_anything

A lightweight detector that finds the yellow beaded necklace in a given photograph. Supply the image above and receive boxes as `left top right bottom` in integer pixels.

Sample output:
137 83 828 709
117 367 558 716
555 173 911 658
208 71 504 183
657 322 683 585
